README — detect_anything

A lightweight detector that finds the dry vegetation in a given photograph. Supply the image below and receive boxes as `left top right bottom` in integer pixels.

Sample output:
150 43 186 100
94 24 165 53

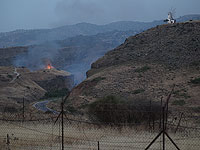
0 119 200 150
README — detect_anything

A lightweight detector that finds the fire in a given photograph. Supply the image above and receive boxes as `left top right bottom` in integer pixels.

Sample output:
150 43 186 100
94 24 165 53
46 63 54 70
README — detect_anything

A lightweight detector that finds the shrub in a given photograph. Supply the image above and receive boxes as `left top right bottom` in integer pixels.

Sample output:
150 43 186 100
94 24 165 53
190 77 200 84
172 100 186 106
7 74 13 79
133 89 145 94
91 77 106 83
66 106 77 113
4 106 18 113
193 107 200 113
43 88 69 99
135 66 150 73
88 95 160 125
191 61 200 67
173 90 191 99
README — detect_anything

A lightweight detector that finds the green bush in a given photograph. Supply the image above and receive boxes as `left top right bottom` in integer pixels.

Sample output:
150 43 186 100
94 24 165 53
4 106 18 113
172 100 186 106
135 66 150 73
43 88 69 99
190 77 200 84
7 74 13 79
193 107 200 113
133 89 145 94
173 90 191 99
66 106 77 113
191 61 200 67
91 77 106 83
88 95 160 125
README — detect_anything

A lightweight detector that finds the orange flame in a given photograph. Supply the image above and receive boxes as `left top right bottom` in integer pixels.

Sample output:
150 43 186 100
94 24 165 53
46 64 54 70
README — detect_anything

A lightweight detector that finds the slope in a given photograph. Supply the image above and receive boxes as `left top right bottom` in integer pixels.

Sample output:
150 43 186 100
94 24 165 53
68 21 200 114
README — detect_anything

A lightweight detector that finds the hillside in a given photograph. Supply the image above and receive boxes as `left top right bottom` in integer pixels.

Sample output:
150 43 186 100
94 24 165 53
0 14 200 48
0 47 28 66
0 66 73 112
67 21 200 114
0 30 137 84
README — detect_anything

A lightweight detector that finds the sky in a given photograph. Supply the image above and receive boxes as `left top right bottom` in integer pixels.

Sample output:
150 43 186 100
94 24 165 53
0 0 200 32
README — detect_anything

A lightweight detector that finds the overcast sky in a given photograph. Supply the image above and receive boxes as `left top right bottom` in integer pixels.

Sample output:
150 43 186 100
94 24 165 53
0 0 200 32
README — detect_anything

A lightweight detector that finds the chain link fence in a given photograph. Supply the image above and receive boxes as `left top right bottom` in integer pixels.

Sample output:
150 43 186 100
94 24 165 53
0 108 199 150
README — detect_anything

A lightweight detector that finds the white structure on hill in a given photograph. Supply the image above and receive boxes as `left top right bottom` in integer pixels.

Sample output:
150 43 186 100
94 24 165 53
164 12 176 24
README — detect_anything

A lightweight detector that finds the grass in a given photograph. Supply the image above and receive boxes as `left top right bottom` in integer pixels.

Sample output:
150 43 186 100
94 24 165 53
0 120 199 150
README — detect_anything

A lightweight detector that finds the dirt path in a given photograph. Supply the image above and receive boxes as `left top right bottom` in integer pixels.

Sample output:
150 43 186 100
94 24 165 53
10 67 20 83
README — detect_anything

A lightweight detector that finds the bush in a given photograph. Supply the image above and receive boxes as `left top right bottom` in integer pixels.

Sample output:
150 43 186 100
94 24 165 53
7 74 13 79
190 77 200 84
91 77 106 83
172 100 186 106
132 89 145 94
43 88 69 99
193 107 200 113
173 90 191 99
135 66 150 73
4 106 18 113
66 106 77 113
88 95 160 125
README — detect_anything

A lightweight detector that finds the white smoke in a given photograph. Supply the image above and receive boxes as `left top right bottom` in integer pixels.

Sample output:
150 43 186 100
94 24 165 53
14 43 60 71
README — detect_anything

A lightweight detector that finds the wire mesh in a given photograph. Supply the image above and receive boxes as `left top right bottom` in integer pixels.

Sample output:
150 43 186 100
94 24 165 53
0 109 199 150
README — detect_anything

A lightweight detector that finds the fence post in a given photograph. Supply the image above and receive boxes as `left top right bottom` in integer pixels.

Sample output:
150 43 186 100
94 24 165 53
61 102 64 150
98 141 100 150
159 97 163 129
6 134 10 150
149 100 152 130
162 107 165 150
22 97 25 122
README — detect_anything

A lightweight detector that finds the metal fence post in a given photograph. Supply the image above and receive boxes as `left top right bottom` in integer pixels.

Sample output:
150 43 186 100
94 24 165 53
98 141 100 150
162 107 165 150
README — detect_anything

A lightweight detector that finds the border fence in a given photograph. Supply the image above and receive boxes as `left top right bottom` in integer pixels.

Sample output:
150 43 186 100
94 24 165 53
0 106 200 150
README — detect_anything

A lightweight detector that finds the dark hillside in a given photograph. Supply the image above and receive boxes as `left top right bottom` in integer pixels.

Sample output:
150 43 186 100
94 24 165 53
68 21 200 115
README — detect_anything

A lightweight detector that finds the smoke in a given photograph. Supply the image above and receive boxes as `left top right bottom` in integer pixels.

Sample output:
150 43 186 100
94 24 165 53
63 55 104 85
13 41 101 85
14 43 60 71
64 63 91 85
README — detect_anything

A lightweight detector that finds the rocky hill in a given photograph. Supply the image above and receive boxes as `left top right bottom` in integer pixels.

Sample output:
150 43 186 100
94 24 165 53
68 21 200 113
